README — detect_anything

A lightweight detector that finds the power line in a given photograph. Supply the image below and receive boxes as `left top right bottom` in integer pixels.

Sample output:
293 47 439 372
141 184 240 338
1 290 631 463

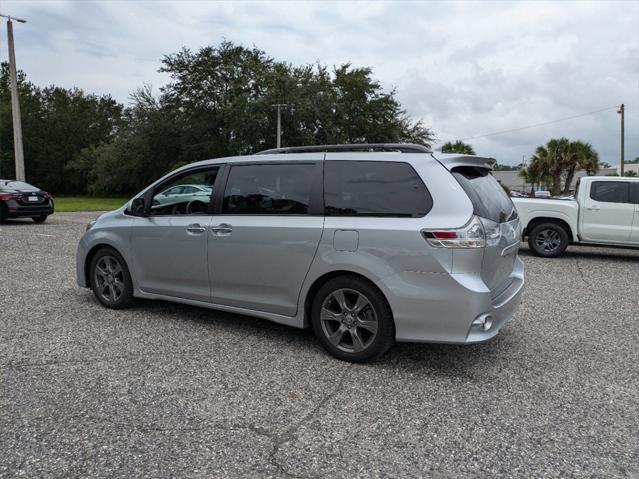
458 105 619 141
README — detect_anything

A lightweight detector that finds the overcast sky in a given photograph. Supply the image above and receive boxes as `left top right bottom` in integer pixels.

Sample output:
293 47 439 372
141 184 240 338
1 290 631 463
3 0 638 165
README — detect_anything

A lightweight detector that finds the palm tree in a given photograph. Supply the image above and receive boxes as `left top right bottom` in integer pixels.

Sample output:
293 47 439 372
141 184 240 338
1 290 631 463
529 138 566 195
441 140 475 155
528 138 601 195
561 141 599 195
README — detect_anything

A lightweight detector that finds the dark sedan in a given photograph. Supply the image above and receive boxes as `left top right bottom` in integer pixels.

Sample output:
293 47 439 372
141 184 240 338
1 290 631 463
0 180 54 223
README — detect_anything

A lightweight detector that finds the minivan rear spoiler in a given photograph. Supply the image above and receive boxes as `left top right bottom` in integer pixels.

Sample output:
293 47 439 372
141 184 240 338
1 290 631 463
431 153 496 171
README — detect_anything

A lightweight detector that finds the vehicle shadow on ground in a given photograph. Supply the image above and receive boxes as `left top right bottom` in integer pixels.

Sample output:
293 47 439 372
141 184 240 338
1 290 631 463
0 218 41 226
78 290 502 377
518 244 639 262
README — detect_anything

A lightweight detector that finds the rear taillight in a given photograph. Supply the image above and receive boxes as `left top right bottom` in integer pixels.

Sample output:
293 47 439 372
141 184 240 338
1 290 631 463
46 193 54 200
422 216 501 248
0 193 19 200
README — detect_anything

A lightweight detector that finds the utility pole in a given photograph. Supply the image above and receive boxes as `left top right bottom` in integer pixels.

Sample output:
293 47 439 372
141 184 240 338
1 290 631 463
617 104 625 176
272 104 288 148
1 14 27 181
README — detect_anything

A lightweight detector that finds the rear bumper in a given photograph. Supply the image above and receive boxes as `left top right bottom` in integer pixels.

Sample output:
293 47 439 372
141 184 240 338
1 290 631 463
2 200 54 218
378 256 524 344
464 261 524 343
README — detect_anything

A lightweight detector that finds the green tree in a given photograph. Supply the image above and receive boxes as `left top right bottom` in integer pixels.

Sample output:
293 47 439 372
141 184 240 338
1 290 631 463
0 63 123 194
561 141 599 195
441 140 475 155
529 138 599 196
158 42 434 159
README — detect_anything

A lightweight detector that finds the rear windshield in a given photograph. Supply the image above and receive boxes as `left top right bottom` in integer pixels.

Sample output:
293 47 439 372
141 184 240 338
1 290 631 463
452 167 517 223
0 181 38 192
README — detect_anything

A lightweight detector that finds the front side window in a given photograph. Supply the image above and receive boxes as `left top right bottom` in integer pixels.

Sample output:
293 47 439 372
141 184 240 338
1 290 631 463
590 181 630 204
324 161 431 217
150 167 219 215
222 163 315 215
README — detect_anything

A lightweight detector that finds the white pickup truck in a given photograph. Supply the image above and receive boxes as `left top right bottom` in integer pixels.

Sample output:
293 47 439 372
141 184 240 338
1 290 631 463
513 176 639 257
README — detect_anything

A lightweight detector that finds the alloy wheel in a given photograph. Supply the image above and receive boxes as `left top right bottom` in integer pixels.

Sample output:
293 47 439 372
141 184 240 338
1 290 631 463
535 229 562 253
320 288 378 353
94 255 125 304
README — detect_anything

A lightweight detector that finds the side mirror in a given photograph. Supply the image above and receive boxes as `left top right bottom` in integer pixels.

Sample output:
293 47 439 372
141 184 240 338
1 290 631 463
131 197 147 217
131 190 154 217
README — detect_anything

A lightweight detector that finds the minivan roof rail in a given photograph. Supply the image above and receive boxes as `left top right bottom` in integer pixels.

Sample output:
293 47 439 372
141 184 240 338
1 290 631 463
255 143 432 155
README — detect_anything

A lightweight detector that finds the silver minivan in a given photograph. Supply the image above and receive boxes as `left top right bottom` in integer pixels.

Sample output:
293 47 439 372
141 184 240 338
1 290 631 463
77 144 524 362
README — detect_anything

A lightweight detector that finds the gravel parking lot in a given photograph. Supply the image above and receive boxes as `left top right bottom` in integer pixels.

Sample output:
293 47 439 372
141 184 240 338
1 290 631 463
1 212 638 478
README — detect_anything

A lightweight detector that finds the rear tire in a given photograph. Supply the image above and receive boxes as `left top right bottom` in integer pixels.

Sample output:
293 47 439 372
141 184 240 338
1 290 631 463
33 215 48 223
311 276 395 363
528 222 569 258
89 247 135 309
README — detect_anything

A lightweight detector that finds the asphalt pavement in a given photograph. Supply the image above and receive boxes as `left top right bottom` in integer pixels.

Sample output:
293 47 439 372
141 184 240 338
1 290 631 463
1 212 638 478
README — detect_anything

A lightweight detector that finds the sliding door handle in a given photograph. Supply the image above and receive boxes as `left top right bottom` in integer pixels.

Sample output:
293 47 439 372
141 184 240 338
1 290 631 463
211 223 233 236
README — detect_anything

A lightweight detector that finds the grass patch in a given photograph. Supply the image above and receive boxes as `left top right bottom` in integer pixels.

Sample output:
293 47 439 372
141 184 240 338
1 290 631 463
54 196 129 212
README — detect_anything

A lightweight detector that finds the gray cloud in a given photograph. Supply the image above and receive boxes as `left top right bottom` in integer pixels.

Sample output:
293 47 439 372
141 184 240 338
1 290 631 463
3 0 638 165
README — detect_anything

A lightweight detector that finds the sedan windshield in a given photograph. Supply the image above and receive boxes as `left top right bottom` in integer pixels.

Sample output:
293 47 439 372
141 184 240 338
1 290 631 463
0 180 39 192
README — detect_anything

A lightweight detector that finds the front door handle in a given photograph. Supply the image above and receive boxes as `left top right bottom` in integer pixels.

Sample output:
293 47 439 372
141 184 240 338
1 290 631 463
211 223 233 236
586 205 600 211
186 223 206 234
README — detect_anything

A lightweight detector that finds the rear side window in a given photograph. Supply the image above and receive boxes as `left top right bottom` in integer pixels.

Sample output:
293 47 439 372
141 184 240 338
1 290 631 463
222 163 314 215
324 161 432 217
452 167 516 223
590 181 630 204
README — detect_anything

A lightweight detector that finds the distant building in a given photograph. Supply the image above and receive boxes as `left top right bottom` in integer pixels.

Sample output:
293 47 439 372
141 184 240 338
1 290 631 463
617 163 639 175
493 167 618 193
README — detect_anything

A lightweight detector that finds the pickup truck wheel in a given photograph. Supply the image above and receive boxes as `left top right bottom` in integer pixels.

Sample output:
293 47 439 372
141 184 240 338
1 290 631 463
528 222 569 258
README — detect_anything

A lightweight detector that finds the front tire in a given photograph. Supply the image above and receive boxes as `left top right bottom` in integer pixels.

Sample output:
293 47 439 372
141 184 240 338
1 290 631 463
528 222 569 258
33 215 48 223
89 247 134 309
311 276 395 363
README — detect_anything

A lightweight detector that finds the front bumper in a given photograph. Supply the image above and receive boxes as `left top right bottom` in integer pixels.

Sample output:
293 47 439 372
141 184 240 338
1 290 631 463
76 236 90 287
378 256 525 344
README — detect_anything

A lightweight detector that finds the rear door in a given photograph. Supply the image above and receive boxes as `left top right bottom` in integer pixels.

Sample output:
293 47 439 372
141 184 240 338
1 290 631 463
207 160 324 316
580 180 634 243
451 167 520 292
